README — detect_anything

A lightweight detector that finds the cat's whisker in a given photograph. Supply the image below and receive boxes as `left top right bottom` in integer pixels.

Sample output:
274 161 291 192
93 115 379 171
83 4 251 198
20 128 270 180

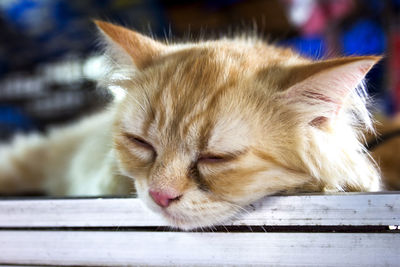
126 94 147 114
229 203 252 218
141 88 156 120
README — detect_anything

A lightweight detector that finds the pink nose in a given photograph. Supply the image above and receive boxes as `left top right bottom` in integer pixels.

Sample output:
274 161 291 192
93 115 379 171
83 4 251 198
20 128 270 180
149 190 181 207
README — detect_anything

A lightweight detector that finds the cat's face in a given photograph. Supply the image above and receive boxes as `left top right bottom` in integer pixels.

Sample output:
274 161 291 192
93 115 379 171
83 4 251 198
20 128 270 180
112 49 310 229
96 21 380 230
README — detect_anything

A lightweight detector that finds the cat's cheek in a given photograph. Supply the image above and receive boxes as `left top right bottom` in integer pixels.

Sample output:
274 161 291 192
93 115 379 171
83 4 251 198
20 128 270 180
230 168 314 201
160 191 238 230
200 172 273 206
197 169 264 204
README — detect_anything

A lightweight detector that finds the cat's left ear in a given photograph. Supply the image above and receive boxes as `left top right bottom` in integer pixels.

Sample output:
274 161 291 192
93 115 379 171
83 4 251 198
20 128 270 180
281 56 381 126
94 20 166 69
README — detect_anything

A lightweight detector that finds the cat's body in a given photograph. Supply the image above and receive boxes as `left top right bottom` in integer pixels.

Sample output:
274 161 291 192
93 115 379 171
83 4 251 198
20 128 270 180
0 108 132 196
0 21 382 229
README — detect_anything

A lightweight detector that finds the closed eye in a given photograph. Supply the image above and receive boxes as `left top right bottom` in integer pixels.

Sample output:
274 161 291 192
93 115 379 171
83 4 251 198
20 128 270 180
197 154 231 164
124 133 155 152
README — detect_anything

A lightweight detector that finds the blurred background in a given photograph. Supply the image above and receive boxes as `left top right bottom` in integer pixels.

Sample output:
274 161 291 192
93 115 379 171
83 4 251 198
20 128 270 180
0 0 397 140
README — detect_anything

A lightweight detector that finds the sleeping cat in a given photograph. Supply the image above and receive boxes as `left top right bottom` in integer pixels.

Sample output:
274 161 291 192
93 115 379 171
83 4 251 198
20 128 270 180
0 21 382 229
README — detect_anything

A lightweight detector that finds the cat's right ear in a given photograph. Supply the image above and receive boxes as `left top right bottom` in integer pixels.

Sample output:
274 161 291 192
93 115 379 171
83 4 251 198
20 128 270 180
94 20 166 69
277 56 380 128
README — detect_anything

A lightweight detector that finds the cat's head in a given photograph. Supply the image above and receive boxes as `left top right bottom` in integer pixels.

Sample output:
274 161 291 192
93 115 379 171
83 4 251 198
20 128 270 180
96 21 381 230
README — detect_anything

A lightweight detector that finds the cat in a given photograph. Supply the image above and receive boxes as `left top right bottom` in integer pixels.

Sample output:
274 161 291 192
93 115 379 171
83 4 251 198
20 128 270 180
0 20 382 230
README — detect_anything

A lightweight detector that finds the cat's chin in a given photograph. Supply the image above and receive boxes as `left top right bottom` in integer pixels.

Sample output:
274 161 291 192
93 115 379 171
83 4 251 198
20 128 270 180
141 200 235 230
160 208 235 231
140 194 239 230
135 182 246 230
161 210 201 230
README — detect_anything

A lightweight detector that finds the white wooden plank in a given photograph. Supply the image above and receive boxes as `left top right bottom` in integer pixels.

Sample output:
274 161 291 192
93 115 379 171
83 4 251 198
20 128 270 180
0 197 167 227
0 231 398 266
0 193 399 227
233 192 400 226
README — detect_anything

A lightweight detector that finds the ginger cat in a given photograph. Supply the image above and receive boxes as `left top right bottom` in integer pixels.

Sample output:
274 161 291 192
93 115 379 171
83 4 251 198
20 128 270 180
0 21 382 229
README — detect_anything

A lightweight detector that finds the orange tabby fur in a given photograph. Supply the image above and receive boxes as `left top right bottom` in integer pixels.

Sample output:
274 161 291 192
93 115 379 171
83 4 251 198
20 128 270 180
0 21 382 229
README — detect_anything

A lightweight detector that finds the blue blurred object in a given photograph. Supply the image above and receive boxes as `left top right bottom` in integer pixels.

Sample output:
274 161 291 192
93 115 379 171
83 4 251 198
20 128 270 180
364 0 385 14
392 0 400 8
383 91 396 115
0 105 35 138
341 19 386 56
341 19 386 100
0 0 167 74
282 36 325 59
